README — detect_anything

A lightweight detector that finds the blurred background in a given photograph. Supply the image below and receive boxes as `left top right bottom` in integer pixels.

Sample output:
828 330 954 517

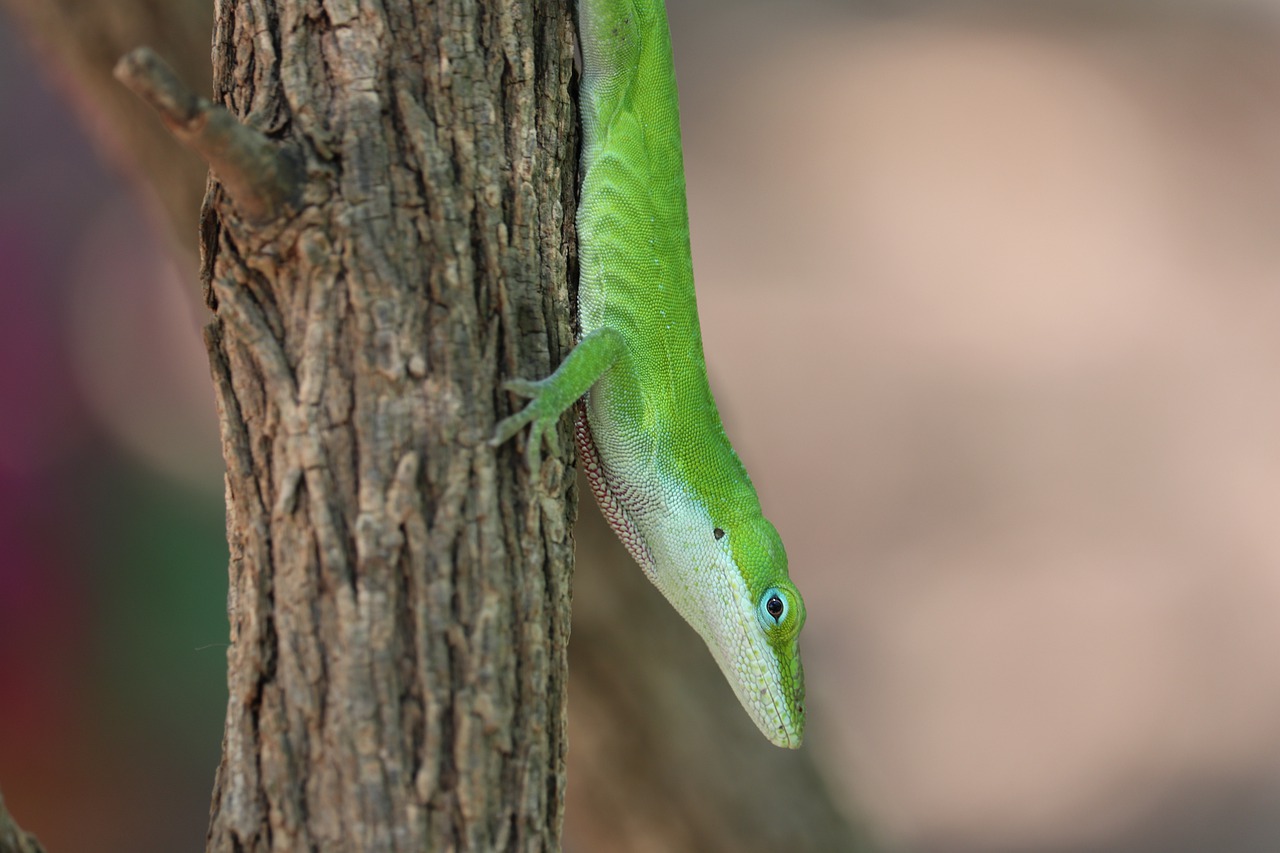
0 6 229 853
3 0 1280 850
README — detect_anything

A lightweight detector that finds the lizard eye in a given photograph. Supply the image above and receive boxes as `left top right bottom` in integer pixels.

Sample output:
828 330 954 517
759 588 787 626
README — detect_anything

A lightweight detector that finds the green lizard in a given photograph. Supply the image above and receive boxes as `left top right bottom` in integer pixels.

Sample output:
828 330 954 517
493 0 806 747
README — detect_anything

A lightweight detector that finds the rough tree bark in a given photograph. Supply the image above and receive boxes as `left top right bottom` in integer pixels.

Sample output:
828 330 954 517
3 0 871 850
187 0 578 848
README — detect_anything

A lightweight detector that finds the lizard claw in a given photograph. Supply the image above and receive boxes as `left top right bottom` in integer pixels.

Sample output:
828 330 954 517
502 377 544 398
491 404 535 448
492 384 561 475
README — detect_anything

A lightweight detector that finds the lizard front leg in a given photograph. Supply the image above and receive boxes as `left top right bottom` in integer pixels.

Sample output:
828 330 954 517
492 326 624 472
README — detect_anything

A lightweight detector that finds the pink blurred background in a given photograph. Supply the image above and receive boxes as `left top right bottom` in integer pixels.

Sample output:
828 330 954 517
0 13 227 852
4 1 1280 851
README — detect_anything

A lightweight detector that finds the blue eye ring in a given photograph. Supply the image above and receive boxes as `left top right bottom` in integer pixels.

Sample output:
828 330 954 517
759 587 787 627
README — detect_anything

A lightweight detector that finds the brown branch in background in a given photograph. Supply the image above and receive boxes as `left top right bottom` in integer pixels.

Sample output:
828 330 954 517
0 789 46 853
114 47 301 223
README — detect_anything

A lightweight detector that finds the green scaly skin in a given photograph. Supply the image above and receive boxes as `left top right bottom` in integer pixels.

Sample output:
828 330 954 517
493 0 806 747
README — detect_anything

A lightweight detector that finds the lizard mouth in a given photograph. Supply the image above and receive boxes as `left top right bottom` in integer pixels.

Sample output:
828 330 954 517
755 644 805 748
725 621 805 749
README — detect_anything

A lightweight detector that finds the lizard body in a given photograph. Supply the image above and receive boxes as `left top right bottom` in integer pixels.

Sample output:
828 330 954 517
493 0 806 748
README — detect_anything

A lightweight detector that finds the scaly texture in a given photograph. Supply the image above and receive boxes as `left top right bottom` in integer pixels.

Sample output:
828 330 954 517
495 0 806 747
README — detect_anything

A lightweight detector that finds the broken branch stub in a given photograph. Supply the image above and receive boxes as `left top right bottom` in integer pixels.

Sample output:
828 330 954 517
114 46 301 223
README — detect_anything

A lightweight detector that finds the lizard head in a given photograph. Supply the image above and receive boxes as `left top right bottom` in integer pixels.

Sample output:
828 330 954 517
679 513 807 748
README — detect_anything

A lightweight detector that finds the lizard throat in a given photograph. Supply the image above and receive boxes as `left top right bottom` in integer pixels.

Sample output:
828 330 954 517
574 402 657 576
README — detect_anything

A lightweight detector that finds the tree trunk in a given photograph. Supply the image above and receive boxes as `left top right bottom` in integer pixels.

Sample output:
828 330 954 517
197 0 578 849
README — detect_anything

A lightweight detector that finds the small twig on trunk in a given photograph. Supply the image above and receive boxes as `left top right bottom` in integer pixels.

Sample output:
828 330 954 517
113 46 301 223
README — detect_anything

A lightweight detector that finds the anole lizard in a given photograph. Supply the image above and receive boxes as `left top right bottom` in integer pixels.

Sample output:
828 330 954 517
493 0 806 747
